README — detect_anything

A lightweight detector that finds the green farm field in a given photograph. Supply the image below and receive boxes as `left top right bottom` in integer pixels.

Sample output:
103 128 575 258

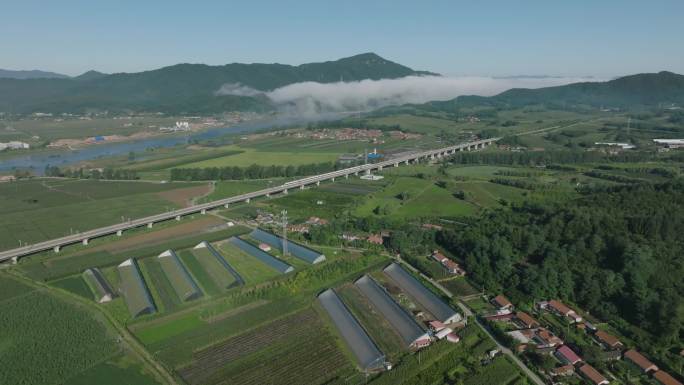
354 176 478 218
182 145 341 168
0 274 159 385
0 178 203 251
215 241 281 284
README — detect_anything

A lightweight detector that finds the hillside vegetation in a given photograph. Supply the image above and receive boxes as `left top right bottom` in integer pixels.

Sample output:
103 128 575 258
0 53 431 114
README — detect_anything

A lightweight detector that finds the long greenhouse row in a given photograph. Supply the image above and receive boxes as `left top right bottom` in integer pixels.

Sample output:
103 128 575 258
73 228 325 318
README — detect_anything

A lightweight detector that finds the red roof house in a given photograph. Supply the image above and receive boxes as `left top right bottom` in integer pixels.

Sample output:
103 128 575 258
595 330 623 349
579 364 609 385
555 345 582 365
515 312 540 328
492 295 513 311
654 371 683 385
624 349 658 373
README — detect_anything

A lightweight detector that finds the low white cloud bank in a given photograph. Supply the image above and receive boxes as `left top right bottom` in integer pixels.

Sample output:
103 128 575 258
216 75 600 117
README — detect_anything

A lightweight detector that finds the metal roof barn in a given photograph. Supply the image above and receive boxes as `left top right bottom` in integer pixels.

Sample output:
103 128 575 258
250 228 325 264
82 267 115 303
383 263 461 324
157 250 202 302
318 288 386 371
228 237 294 274
355 275 430 348
193 241 244 287
117 258 156 318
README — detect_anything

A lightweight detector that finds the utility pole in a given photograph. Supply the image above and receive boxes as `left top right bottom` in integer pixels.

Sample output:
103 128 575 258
281 210 289 256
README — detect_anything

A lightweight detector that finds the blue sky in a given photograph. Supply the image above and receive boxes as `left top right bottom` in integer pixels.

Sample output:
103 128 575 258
2 0 683 77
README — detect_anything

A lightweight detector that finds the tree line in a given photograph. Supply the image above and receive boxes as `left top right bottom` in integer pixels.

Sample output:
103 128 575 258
43 165 138 180
170 161 361 181
447 149 655 165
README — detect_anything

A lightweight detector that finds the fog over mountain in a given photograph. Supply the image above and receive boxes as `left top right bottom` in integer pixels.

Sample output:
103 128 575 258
216 75 601 117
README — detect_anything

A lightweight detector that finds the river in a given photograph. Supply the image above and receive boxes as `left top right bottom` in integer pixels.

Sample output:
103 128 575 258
0 113 347 174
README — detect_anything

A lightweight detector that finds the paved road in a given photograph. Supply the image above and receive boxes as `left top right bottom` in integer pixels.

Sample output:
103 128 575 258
0 138 498 263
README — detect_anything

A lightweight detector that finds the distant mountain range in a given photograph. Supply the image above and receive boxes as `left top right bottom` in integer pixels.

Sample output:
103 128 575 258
419 71 684 111
0 53 434 114
0 69 70 80
2 55 682 115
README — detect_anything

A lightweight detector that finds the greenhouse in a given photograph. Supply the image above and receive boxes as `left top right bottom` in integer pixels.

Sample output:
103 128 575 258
355 274 430 348
157 249 202 302
193 241 244 287
250 228 325 264
228 237 294 274
383 263 461 324
318 288 386 371
117 258 156 318
82 268 115 303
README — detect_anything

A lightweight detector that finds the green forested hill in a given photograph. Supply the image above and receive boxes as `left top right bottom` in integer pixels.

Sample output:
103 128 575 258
402 71 684 112
438 181 684 350
0 53 431 114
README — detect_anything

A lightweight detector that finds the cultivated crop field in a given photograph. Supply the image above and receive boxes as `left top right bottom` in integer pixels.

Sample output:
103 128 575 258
0 178 203 251
182 145 341 168
215 241 281 284
0 274 126 385
177 308 354 385
138 256 183 313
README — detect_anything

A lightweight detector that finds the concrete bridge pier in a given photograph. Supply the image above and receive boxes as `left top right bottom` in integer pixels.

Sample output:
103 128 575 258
224 203 230 208
344 174 348 179
201 209 207 214
316 181 320 186
265 193 270 198
354 171 359 176
283 189 288 194
175 215 181 221
394 163 399 167
147 222 154 229
245 198 251 203
82 238 89 246
117 230 123 236
300 185 305 190
331 177 335 182
365 169 371 175
53 246 60 253
11 256 18 264
404 160 410 165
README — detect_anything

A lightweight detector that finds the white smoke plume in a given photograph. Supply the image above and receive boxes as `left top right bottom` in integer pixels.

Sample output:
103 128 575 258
216 75 600 117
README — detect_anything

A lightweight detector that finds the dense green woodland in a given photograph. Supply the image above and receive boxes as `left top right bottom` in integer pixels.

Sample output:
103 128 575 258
437 181 684 352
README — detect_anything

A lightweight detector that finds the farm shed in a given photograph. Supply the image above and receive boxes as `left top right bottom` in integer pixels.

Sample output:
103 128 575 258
228 237 294 274
117 258 156 318
250 228 325 264
157 250 202 302
194 241 244 287
318 288 386 371
82 268 115 303
383 263 461 324
354 275 430 348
